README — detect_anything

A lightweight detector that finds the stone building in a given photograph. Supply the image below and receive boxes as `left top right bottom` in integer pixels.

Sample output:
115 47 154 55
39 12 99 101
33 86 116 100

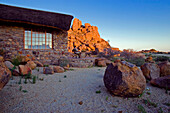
0 4 73 65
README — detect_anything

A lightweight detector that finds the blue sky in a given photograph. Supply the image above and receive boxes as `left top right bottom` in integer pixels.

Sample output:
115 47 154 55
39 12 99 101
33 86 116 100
1 0 170 51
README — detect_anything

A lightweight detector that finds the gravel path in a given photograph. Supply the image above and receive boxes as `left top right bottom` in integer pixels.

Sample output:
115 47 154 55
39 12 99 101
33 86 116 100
0 67 169 113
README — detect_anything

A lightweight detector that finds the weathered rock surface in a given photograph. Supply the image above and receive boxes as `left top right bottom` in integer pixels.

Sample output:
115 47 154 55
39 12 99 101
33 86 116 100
98 60 106 67
68 18 111 53
53 66 64 73
43 67 54 74
103 61 146 97
141 63 160 80
19 65 32 75
158 61 170 77
0 59 12 90
95 58 112 67
34 61 43 67
4 61 14 70
150 75 170 89
26 61 36 70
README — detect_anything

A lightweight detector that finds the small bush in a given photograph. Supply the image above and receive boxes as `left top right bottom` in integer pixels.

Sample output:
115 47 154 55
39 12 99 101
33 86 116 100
126 57 145 67
11 56 22 66
58 58 69 67
154 56 170 62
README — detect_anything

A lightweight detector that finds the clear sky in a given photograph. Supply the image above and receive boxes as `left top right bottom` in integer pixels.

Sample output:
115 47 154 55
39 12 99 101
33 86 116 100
1 0 170 52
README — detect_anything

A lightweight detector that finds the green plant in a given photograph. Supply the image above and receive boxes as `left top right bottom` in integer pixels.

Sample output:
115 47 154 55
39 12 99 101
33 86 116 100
64 75 67 78
96 90 101 94
69 69 74 71
58 58 69 67
126 57 145 67
154 56 170 62
143 99 157 107
59 79 61 82
22 90 28 93
0 49 5 55
158 107 163 113
11 56 23 66
19 86 22 91
106 96 109 101
163 103 170 106
43 65 49 67
18 77 22 84
137 105 146 113
32 76 36 84
138 91 145 98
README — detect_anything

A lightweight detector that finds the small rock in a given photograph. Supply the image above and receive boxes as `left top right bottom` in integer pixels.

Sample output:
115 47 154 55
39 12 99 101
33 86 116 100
78 101 83 105
150 75 170 89
53 66 64 73
26 61 36 70
4 61 14 70
43 67 54 74
19 65 32 75
34 61 43 67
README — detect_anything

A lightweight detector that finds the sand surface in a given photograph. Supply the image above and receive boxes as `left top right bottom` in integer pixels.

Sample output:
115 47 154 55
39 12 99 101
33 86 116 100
0 67 169 113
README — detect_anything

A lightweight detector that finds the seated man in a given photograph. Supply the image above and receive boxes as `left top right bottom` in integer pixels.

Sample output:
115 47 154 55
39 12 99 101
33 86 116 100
72 46 81 58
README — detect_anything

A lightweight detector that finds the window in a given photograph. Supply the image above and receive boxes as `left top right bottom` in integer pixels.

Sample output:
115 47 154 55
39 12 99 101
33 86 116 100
24 30 52 49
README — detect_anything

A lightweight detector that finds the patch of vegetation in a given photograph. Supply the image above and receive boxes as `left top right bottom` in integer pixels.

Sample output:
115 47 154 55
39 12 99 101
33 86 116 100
154 56 170 62
43 65 49 67
19 86 22 91
112 105 118 108
143 99 158 107
58 58 69 67
106 96 109 101
138 91 145 98
22 90 28 93
96 90 101 94
137 104 147 113
163 103 170 106
64 75 67 78
126 57 145 67
158 107 163 113
32 76 36 84
69 69 74 71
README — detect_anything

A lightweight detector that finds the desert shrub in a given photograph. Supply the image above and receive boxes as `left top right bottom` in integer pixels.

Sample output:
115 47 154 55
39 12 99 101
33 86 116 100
0 49 5 56
126 57 145 67
110 57 125 62
58 58 69 67
11 56 22 66
154 56 170 62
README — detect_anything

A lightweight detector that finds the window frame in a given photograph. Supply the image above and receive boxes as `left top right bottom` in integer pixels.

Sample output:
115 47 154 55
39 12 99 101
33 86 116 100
24 29 53 50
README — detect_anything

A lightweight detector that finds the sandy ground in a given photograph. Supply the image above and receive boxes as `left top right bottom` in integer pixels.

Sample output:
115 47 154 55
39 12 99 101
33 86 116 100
0 67 169 113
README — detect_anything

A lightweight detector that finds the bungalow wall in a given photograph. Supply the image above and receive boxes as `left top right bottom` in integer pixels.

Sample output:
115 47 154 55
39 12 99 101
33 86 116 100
0 22 68 65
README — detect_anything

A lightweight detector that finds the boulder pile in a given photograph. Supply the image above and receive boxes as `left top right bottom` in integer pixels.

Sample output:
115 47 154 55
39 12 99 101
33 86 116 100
68 18 111 53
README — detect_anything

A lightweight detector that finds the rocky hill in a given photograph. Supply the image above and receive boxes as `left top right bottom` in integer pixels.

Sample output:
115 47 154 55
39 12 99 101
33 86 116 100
67 18 111 53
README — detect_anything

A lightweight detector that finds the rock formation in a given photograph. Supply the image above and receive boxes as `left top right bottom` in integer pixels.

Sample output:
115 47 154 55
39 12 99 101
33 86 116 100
67 18 111 53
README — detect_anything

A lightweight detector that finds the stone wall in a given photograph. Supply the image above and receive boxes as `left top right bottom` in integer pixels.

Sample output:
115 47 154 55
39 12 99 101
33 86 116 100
0 24 69 65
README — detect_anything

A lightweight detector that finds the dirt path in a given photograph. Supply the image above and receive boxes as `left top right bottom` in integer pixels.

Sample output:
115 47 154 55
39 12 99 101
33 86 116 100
0 67 169 113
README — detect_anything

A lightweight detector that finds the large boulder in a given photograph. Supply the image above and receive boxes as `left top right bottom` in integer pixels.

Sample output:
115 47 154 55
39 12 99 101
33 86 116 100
34 61 43 67
19 65 32 75
43 67 54 74
26 61 36 70
158 61 170 77
150 75 170 89
141 63 160 80
103 61 146 97
0 60 12 90
4 61 14 70
53 66 64 73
